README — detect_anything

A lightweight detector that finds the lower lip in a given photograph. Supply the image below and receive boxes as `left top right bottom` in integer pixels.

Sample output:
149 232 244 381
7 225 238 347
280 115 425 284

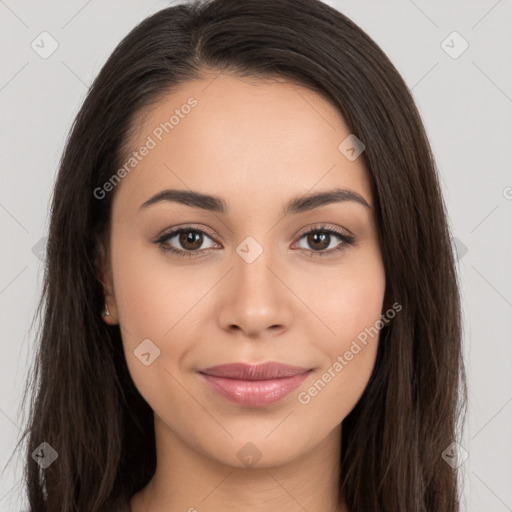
199 371 312 407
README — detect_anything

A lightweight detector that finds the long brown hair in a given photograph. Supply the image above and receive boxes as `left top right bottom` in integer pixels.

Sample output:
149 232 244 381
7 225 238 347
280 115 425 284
14 0 467 510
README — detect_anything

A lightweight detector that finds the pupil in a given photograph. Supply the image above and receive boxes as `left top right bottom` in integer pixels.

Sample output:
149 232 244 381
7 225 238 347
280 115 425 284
180 230 202 250
309 232 329 251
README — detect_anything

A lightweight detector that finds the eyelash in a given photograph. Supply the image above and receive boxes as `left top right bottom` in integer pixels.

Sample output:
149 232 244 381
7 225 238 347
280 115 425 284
154 224 355 259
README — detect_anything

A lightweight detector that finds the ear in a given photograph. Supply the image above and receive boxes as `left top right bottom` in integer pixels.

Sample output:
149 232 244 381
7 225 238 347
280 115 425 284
95 236 119 325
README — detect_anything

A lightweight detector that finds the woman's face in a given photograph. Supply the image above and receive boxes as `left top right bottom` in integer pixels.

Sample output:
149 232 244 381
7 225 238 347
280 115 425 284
103 73 386 467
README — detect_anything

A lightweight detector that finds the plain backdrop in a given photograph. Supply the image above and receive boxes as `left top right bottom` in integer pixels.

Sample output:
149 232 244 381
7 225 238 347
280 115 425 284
1 1 511 510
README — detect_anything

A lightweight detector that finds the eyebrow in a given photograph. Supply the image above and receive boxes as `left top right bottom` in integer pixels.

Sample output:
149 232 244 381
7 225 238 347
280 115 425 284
139 187 372 216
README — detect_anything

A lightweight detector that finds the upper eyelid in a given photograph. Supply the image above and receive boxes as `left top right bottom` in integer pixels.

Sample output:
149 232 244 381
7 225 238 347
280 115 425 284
295 223 351 238
156 224 216 241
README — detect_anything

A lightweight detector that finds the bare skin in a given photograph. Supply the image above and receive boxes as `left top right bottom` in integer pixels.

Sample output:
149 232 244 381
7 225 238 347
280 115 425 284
99 72 386 512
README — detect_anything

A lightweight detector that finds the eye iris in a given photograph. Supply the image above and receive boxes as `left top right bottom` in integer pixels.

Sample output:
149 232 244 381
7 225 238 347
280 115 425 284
308 231 330 251
179 230 203 250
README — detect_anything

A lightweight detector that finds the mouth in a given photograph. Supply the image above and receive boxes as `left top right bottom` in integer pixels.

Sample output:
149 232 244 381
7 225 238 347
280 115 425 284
198 361 313 407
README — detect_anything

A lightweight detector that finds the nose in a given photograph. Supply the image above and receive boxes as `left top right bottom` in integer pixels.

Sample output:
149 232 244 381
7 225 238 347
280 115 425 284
217 244 294 339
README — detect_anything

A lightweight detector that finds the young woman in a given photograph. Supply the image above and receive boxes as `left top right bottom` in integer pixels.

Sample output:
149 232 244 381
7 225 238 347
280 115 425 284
17 0 467 510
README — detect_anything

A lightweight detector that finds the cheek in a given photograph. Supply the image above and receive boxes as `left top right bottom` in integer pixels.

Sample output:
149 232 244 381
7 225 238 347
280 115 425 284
304 243 386 349
111 233 209 342
325 270 385 346
109 237 199 394
296 248 385 417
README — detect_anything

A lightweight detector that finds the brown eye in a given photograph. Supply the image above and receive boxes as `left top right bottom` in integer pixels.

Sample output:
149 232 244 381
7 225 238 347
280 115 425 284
178 230 204 251
294 226 355 257
156 227 218 258
305 231 331 251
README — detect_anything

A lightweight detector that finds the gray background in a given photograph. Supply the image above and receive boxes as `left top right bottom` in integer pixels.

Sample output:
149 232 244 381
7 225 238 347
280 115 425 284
1 0 511 510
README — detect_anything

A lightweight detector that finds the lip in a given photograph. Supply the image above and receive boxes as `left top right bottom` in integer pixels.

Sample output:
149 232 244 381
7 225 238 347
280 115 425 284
198 362 312 407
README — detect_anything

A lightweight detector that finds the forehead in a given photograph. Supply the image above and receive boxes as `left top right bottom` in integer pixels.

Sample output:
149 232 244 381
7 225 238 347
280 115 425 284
113 73 372 214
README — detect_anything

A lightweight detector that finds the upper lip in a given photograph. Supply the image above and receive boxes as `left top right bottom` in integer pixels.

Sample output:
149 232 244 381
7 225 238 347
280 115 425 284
199 362 311 381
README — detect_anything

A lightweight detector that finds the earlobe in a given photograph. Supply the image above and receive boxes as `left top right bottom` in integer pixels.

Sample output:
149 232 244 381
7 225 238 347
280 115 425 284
101 300 118 325
95 238 119 325
102 302 111 319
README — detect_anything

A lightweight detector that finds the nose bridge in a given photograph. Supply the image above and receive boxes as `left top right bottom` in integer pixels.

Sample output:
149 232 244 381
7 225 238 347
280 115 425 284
234 233 281 307
217 233 292 336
